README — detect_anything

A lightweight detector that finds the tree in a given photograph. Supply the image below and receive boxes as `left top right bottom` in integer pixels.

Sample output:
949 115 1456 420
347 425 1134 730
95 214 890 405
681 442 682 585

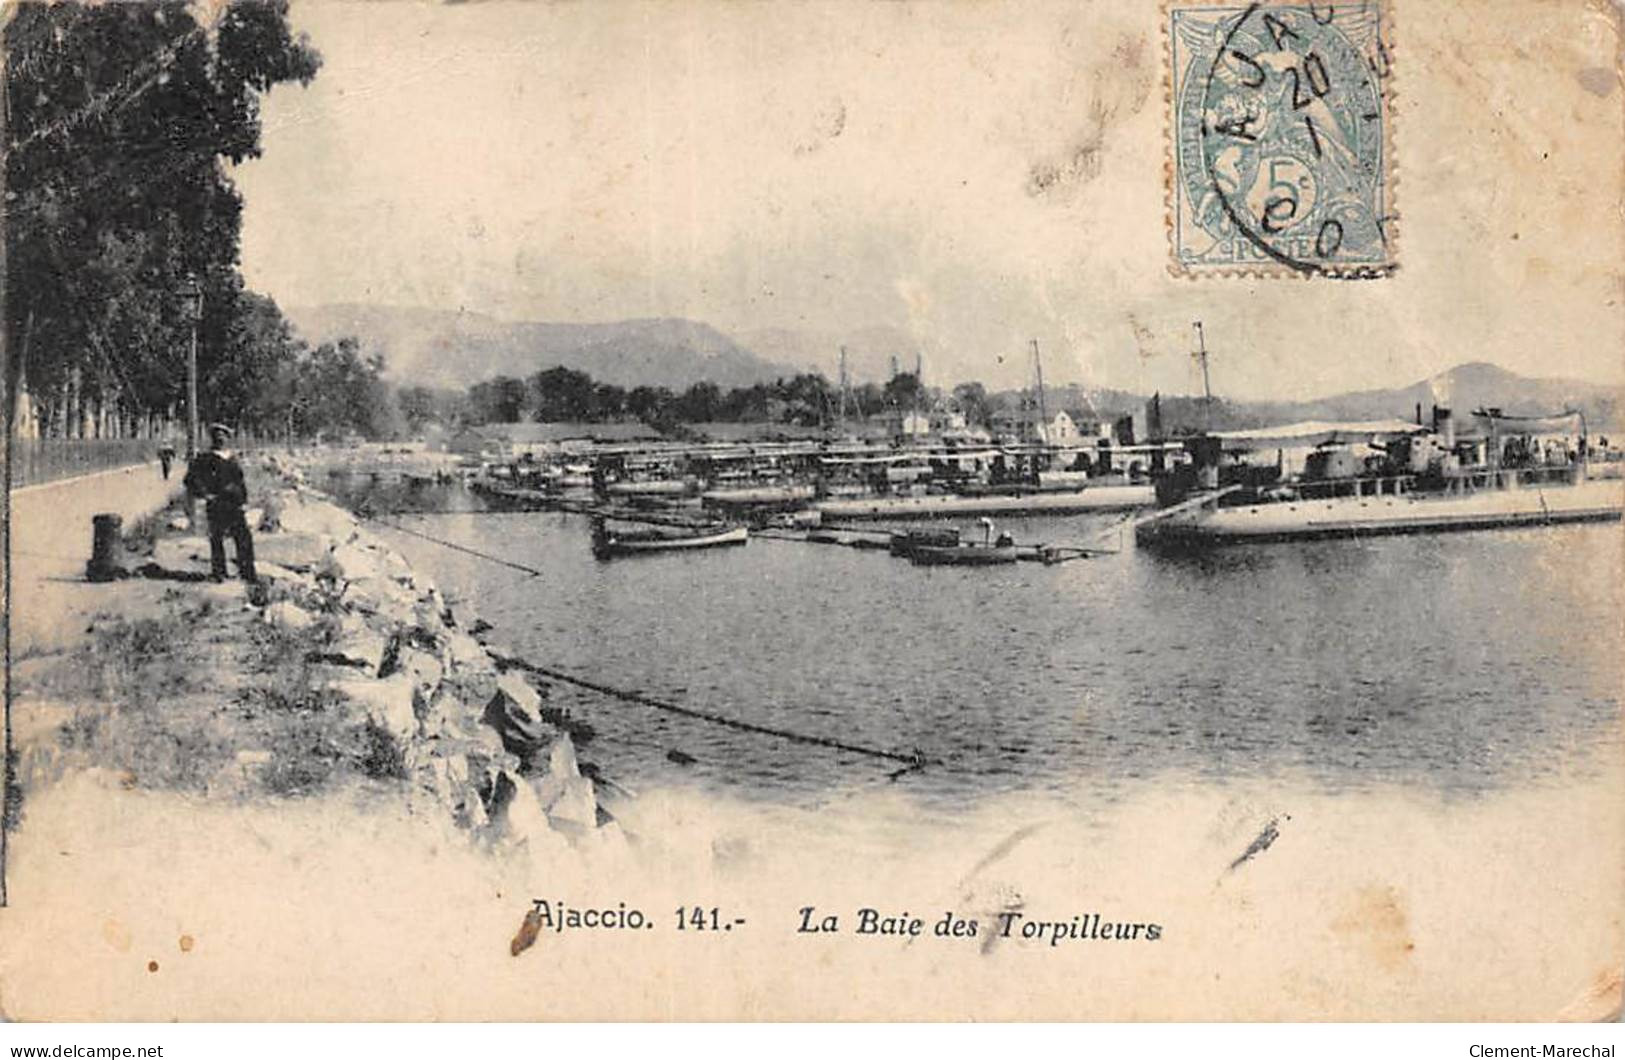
627 385 674 423
676 381 722 422
5 2 321 434
293 338 392 440
779 373 832 426
882 372 924 410
215 291 304 435
469 375 526 424
852 382 885 418
720 382 772 422
527 366 595 422
590 382 627 421
953 381 993 427
396 386 440 434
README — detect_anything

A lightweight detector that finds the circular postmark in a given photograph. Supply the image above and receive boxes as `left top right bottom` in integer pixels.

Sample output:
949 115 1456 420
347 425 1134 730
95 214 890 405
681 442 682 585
1191 3 1390 274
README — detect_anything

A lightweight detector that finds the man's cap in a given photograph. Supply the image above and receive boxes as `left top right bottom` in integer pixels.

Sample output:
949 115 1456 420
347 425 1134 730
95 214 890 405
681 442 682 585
208 423 235 436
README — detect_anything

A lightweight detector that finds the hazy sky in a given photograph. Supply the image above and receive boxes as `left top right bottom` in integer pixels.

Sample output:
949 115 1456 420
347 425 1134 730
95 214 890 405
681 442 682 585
234 1 1625 398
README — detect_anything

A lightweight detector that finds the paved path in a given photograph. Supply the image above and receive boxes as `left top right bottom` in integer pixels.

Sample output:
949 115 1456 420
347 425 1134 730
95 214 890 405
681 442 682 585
9 461 184 657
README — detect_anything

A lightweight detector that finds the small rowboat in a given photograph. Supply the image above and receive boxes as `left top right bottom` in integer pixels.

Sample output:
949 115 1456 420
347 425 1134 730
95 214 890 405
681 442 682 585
591 519 748 559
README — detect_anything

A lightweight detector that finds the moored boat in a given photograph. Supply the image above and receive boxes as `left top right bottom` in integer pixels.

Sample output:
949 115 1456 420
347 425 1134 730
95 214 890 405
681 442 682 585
816 483 1154 520
590 517 748 559
905 518 1018 566
888 526 961 558
1136 409 1625 547
909 540 1019 565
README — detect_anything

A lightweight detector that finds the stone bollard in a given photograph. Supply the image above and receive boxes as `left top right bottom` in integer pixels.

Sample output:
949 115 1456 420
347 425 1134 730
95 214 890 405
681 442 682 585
85 513 124 582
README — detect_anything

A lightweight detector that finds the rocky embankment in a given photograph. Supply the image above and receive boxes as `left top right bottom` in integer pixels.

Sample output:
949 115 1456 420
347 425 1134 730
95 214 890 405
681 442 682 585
102 453 621 853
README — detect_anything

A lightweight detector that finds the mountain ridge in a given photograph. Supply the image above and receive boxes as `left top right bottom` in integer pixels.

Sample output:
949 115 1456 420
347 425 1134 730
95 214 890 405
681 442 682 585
1016 361 1622 432
284 303 1622 428
284 303 805 391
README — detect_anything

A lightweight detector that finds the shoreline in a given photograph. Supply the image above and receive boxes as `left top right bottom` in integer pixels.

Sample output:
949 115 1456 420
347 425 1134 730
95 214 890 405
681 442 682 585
8 451 626 860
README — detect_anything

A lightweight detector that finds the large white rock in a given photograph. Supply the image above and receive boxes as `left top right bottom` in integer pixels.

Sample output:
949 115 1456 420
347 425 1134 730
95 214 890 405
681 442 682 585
326 542 384 582
417 690 462 739
495 671 543 715
533 734 595 829
419 587 448 621
481 672 546 759
255 532 335 572
378 549 415 585
445 630 492 673
489 770 569 855
256 562 319 595
543 775 598 831
342 578 419 627
333 674 416 745
412 601 449 639
546 732 579 779
328 628 387 672
263 600 317 633
276 497 359 541
394 646 444 705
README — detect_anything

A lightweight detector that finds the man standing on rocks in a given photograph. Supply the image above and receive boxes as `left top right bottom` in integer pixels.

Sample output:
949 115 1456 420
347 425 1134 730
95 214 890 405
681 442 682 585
184 423 258 584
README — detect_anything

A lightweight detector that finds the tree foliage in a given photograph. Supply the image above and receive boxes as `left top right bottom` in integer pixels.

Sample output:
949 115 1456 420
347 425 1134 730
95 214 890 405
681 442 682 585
468 375 527 424
285 338 393 440
461 365 876 429
952 381 993 427
5 1 321 434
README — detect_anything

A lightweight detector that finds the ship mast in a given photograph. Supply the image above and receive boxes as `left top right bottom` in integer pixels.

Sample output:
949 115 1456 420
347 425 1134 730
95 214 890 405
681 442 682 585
837 345 850 435
1031 338 1048 444
1192 321 1214 432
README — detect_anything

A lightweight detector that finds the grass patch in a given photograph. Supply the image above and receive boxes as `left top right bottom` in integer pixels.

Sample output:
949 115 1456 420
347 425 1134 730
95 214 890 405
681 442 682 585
120 506 177 557
32 593 414 801
357 720 407 781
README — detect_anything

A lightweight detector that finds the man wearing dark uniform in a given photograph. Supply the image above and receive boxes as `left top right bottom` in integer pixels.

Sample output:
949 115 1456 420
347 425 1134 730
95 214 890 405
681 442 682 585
184 423 257 583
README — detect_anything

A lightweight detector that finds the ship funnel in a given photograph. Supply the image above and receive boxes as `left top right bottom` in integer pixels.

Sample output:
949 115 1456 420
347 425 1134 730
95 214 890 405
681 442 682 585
1432 405 1455 448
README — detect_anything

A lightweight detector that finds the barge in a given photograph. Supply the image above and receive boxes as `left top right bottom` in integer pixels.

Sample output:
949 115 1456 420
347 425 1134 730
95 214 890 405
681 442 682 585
815 483 1154 520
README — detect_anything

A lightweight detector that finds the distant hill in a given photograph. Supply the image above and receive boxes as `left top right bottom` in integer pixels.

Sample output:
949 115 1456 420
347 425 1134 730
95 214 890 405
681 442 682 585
998 362 1623 434
288 303 1621 433
284 304 802 391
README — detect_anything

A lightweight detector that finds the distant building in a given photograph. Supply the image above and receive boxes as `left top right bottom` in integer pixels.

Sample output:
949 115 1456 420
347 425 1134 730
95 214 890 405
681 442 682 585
470 421 664 458
992 407 1099 444
896 409 932 438
990 407 1032 441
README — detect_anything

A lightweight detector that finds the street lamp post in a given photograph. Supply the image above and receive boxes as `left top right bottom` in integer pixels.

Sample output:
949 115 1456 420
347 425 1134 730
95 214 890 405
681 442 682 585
178 274 202 459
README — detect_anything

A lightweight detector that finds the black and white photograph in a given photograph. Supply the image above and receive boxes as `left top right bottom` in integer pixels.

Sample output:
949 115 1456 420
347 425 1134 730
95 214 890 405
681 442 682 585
0 0 1621 1027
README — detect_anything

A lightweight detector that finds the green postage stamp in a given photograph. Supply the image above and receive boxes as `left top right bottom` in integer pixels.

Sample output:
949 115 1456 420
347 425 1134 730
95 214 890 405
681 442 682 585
1167 1 1397 277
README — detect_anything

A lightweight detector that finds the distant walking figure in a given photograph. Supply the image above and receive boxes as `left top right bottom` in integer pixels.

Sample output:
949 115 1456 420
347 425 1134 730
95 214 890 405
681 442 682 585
157 442 177 480
184 423 257 583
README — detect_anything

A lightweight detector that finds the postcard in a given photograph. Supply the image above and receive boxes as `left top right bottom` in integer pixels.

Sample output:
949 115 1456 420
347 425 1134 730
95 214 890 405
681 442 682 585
1 0 1621 1021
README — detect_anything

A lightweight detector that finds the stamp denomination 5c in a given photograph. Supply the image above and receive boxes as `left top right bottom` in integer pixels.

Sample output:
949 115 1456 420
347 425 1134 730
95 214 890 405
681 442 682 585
1167 1 1396 277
